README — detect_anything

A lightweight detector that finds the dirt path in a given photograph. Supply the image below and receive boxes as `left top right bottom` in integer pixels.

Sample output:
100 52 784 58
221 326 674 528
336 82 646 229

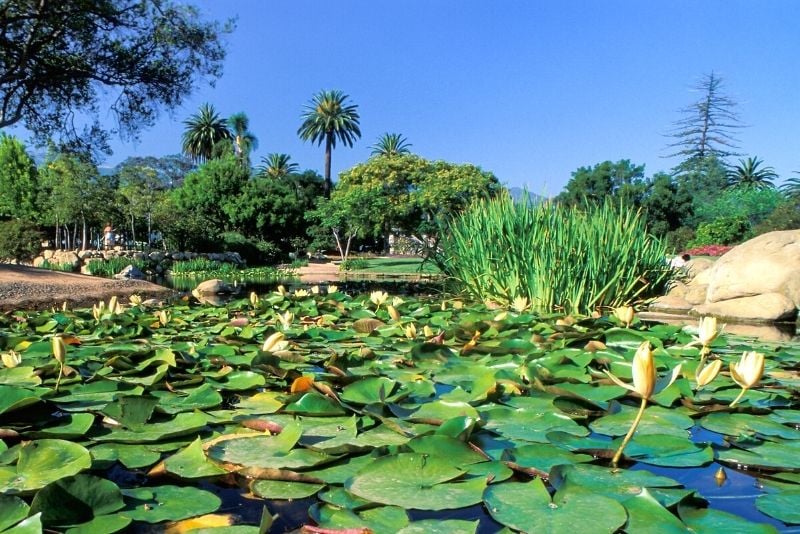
0 264 174 312
294 261 340 284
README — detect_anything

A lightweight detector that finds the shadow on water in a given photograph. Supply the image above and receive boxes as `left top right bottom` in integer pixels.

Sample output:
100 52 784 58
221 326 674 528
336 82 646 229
641 312 799 342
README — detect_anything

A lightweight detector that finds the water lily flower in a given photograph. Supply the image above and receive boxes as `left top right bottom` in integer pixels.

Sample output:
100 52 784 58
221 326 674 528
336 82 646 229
423 325 435 338
387 305 401 322
310 285 320 294
494 311 509 321
613 306 635 328
729 351 765 407
278 311 294 330
370 290 388 308
108 296 119 314
129 294 143 306
452 300 464 310
294 288 309 298
92 304 102 322
511 296 529 313
392 296 405 307
327 284 339 294
606 341 682 467
275 285 287 296
52 336 66 364
695 358 722 388
404 323 417 339
2 350 22 368
249 292 259 307
158 310 170 326
697 316 718 347
262 332 288 353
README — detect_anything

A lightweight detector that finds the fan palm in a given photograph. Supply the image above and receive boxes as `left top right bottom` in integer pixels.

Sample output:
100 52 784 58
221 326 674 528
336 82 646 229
726 156 777 190
228 112 258 164
297 89 361 197
257 153 299 180
181 103 231 163
779 172 800 200
370 133 412 157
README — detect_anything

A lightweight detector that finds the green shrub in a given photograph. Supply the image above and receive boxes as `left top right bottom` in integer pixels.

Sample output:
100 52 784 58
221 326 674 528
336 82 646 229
751 201 800 235
86 257 147 277
689 215 750 247
40 260 75 272
170 258 229 274
435 196 672 314
289 258 309 269
220 231 279 265
0 219 42 262
665 226 695 254
339 257 369 271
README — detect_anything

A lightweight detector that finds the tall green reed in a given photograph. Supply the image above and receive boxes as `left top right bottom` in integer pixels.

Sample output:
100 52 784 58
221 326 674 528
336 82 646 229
435 194 672 315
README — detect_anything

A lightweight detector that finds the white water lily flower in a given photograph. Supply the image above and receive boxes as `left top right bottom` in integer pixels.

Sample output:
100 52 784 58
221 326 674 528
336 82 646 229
92 304 102 322
387 305 401 322
423 325 435 338
278 311 294 330
262 332 288 353
249 292 259 306
2 350 22 368
52 336 66 364
697 316 718 347
695 358 722 387
613 306 635 328
310 285 320 294
511 296 529 313
605 341 681 399
129 294 143 306
158 310 170 326
392 296 405 307
327 284 339 294
108 296 119 314
730 351 765 390
370 290 389 307
275 285 287 296
294 288 310 297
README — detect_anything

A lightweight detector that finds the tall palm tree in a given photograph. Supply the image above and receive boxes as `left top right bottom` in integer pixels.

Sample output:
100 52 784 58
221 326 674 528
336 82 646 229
257 153 298 180
228 112 258 164
297 89 361 197
779 172 800 200
181 103 231 163
370 133 412 157
726 156 778 190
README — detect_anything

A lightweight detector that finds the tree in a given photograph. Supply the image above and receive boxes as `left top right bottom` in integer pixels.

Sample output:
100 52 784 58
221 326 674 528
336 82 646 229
556 160 647 208
257 153 299 180
666 72 745 171
726 156 777 190
370 133 412 157
0 0 232 159
780 173 800 200
298 90 361 197
114 154 195 189
227 112 258 165
0 134 38 220
181 103 232 163
641 173 692 237
117 165 164 248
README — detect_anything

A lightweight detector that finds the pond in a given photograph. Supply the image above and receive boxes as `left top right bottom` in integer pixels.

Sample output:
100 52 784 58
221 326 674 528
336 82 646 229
0 291 798 532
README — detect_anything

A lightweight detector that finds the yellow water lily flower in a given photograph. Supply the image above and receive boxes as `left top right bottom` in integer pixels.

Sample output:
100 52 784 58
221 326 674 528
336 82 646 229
613 306 635 328
695 358 722 388
278 311 294 330
108 296 119 314
387 305 401 322
52 336 66 364
249 292 259 307
605 341 681 400
423 325 435 337
370 290 389 307
511 296 529 313
494 311 509 322
310 285 320 294
158 310 171 326
2 350 22 368
697 316 719 352
275 285 287 296
294 288 310 298
327 284 339 294
262 332 288 353
129 294 143 306
92 304 102 322
404 323 417 339
729 351 765 407
392 296 405 307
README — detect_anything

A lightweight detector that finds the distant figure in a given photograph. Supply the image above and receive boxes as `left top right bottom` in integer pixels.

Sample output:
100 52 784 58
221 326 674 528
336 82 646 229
670 253 691 269
104 223 115 250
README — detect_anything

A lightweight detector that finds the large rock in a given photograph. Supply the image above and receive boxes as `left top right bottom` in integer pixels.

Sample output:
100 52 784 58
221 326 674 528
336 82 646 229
195 279 233 295
114 265 146 280
650 230 800 323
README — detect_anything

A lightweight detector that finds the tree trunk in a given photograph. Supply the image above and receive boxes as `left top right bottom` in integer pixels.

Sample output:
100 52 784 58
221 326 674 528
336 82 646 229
81 215 87 251
130 211 136 250
323 133 333 198
147 212 152 249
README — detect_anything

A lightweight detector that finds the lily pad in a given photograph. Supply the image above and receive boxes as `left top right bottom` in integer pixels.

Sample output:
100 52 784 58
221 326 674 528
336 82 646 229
120 485 221 523
29 474 125 527
0 439 91 493
756 490 800 524
0 495 29 531
251 480 325 500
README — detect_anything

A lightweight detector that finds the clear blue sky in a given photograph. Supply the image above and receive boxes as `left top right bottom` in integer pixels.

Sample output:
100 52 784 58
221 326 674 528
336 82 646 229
50 1 800 192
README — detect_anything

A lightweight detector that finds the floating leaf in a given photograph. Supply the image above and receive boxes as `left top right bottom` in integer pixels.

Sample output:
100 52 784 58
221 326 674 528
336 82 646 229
251 480 325 500
120 485 221 523
0 439 91 493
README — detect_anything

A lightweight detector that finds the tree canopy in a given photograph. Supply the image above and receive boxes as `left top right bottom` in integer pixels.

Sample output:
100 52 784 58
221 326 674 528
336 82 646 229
556 160 647 208
0 133 38 220
0 0 233 159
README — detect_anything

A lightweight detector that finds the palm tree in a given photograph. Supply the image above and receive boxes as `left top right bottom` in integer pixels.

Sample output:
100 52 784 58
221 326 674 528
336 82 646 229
780 172 800 200
181 103 231 163
257 153 298 179
370 133 412 157
228 112 258 164
726 156 778 190
297 89 361 197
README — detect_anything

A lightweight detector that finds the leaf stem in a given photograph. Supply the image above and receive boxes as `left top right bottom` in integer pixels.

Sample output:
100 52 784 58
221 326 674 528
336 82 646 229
729 387 748 407
611 396 648 468
54 362 63 393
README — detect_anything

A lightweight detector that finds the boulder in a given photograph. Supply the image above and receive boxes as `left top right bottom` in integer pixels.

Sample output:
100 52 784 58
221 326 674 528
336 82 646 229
195 279 233 295
32 256 45 267
693 293 797 322
114 265 146 280
52 250 80 270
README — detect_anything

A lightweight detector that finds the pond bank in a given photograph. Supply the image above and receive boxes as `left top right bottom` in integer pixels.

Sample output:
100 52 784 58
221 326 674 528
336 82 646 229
639 311 798 341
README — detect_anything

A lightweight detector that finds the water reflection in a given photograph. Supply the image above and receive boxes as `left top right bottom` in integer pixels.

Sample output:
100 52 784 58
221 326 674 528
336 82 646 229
641 312 798 342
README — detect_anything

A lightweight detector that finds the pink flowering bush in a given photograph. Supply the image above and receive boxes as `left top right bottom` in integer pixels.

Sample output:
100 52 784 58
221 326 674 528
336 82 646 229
683 244 733 257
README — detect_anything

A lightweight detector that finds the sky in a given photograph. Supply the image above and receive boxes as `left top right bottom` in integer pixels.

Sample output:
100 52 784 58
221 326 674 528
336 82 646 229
17 1 800 193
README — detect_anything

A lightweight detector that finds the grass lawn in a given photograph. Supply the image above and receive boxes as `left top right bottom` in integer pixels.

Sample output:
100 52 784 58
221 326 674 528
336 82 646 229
352 256 440 274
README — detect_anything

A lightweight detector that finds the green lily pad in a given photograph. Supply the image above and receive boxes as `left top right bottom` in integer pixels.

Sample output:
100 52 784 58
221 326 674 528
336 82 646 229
624 434 714 467
346 453 486 510
503 443 593 472
0 439 91 493
164 438 227 479
2 513 41 533
590 405 693 438
0 385 46 415
309 503 409 534
398 519 479 534
621 487 687 532
29 474 125 527
92 411 208 443
0 495 29 531
90 443 162 469
340 377 397 404
700 412 800 440
152 384 223 414
120 485 221 523
718 439 800 470
24 413 95 439
678 503 778 533
0 367 41 387
65 515 131 534
406 435 487 466
251 480 325 499
756 490 800 524
483 479 627 533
